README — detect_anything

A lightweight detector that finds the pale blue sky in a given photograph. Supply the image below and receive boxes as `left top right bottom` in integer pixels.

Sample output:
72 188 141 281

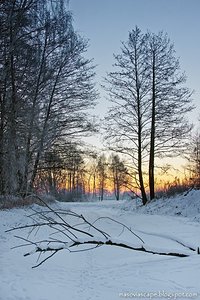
69 0 200 134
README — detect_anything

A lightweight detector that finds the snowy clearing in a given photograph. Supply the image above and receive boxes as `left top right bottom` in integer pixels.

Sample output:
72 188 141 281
1 192 200 300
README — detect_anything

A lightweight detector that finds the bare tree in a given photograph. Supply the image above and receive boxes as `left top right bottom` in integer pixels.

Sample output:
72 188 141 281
86 154 98 198
186 131 200 188
35 143 87 200
25 0 97 193
0 0 38 194
104 27 150 205
146 31 193 200
0 0 97 196
97 154 107 201
108 154 128 200
104 27 193 204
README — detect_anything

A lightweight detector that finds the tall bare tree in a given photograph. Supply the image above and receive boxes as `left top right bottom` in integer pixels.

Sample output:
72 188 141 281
104 27 193 204
104 27 150 204
147 31 193 200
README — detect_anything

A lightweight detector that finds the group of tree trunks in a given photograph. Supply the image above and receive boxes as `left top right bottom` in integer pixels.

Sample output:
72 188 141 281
0 0 96 196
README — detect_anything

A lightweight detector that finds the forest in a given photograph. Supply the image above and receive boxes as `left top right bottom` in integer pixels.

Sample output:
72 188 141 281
0 0 199 206
1 1 200 299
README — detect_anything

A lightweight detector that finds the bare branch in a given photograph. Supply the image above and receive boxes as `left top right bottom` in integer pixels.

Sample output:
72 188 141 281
7 196 196 268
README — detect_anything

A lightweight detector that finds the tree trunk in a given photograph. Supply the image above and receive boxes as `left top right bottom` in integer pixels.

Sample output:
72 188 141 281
21 30 48 196
136 64 147 205
7 13 18 194
100 182 104 201
29 63 62 191
138 145 147 205
115 177 120 200
93 173 96 197
137 108 148 204
0 83 5 194
149 51 156 200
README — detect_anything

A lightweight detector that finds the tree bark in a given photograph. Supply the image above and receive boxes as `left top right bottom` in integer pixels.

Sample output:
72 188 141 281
7 5 18 194
21 29 48 196
149 51 156 200
136 58 147 205
0 82 5 193
29 63 62 191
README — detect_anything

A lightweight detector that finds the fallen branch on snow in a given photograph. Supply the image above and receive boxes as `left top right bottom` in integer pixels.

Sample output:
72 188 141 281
6 194 198 268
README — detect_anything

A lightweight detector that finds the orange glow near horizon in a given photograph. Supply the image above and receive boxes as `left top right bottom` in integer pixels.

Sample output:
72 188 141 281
35 156 192 196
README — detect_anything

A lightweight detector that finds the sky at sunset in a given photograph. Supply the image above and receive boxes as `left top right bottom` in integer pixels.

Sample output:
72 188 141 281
69 0 200 140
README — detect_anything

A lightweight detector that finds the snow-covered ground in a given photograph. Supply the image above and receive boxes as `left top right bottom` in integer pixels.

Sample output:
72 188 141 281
121 189 200 222
1 191 200 300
